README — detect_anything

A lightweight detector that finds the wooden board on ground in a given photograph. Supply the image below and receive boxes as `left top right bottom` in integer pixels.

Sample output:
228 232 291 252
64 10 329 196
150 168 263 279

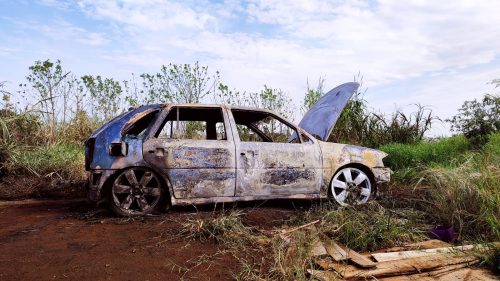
379 267 498 281
372 242 500 262
311 240 328 256
317 253 479 279
336 242 377 268
321 237 350 261
370 240 452 254
371 244 474 262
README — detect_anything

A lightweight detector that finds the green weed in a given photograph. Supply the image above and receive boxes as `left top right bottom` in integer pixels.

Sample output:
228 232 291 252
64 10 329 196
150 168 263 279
380 135 470 171
6 144 85 181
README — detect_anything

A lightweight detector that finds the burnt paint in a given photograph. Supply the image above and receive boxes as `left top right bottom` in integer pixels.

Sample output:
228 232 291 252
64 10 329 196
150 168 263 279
87 105 162 170
86 103 390 206
319 141 390 196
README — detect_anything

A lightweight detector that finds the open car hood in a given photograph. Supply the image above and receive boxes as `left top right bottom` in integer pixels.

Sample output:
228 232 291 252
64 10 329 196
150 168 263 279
298 82 359 141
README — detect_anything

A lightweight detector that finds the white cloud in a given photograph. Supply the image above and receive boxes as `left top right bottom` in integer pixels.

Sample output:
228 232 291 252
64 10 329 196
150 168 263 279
3 0 500 135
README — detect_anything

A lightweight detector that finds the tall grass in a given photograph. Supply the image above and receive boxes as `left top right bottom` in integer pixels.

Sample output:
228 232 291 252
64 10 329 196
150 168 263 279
420 143 500 240
380 135 470 170
330 101 437 148
6 144 85 181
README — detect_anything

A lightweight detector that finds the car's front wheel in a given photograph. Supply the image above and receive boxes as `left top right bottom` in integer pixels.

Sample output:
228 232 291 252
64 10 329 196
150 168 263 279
330 167 372 206
110 167 164 216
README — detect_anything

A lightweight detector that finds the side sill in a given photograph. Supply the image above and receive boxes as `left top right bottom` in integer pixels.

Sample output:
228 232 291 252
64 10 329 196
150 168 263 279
170 193 323 206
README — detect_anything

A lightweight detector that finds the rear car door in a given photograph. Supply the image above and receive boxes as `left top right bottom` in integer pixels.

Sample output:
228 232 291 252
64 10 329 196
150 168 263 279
143 106 236 199
229 109 322 196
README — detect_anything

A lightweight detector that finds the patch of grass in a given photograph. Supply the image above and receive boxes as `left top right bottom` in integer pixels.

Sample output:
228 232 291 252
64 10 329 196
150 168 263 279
6 143 85 181
271 230 316 281
420 153 499 241
296 202 427 252
380 135 470 171
181 210 254 247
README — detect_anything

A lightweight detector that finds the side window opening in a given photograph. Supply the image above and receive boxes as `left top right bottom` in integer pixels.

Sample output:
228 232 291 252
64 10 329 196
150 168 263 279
122 109 160 137
232 109 300 144
156 107 226 140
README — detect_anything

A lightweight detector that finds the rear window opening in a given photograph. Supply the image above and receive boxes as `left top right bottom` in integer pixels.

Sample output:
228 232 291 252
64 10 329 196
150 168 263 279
156 107 227 140
122 109 160 137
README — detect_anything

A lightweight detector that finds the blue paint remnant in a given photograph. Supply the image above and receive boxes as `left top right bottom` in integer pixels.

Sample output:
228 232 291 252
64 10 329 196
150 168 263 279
86 104 162 170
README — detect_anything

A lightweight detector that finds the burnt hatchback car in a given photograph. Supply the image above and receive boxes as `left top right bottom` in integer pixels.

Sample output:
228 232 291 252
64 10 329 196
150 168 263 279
85 82 390 216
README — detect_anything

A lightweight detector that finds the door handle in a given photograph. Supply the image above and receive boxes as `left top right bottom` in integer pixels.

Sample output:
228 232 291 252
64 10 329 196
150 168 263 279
241 151 258 156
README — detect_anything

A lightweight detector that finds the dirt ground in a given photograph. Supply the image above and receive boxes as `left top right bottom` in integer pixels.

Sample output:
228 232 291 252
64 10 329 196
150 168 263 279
0 198 305 281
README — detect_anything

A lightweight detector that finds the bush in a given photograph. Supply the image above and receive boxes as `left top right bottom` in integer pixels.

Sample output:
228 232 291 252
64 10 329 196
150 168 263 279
448 93 500 148
380 135 470 171
6 144 85 181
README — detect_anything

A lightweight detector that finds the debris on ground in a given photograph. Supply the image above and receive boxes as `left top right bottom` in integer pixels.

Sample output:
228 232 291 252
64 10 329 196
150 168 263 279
277 221 499 280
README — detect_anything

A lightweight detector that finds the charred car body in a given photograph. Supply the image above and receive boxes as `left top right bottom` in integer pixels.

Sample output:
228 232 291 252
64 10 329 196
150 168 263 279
85 82 390 216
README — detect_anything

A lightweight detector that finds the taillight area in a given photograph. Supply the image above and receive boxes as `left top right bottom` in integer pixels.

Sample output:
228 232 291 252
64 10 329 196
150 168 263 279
85 138 96 171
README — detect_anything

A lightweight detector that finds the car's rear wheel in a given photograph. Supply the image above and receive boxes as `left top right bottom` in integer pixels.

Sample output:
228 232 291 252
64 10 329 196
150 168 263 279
330 167 372 206
110 167 164 216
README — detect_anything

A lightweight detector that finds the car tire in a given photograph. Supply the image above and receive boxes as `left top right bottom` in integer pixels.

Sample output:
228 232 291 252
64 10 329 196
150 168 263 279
109 167 165 216
330 167 372 206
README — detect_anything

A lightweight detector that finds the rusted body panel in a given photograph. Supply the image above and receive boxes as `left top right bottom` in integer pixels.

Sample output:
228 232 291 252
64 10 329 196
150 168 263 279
143 139 236 198
233 142 322 196
85 97 391 208
318 141 390 195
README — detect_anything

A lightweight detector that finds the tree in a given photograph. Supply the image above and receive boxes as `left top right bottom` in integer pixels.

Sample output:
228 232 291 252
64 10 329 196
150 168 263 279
301 76 325 113
128 61 221 106
248 85 295 119
448 86 500 147
81 75 123 121
25 59 70 142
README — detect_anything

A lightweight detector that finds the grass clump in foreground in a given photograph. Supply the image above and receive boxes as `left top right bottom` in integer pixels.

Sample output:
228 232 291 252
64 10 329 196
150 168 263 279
6 143 85 181
181 210 255 247
383 133 500 241
421 152 499 241
295 202 427 252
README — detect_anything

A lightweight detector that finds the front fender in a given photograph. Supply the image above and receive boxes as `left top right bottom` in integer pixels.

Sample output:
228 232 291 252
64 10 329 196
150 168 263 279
319 141 390 195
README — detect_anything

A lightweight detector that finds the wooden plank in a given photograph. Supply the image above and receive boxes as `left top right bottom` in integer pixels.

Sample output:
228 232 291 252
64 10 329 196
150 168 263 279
336 242 377 268
319 235 350 261
371 239 452 254
311 240 328 256
372 243 500 262
325 241 350 261
372 245 474 262
378 263 477 280
340 253 479 279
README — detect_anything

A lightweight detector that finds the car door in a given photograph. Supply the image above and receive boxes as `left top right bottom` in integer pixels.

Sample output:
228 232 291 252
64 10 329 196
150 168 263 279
143 105 236 199
229 109 322 197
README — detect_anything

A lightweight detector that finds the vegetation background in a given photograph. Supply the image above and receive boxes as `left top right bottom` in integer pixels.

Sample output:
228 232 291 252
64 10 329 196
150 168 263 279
0 59 498 279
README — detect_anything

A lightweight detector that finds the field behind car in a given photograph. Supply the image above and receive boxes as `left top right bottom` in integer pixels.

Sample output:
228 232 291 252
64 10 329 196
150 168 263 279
0 62 499 279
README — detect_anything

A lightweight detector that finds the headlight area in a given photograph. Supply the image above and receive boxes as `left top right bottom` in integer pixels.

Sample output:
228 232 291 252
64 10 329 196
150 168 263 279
372 166 391 183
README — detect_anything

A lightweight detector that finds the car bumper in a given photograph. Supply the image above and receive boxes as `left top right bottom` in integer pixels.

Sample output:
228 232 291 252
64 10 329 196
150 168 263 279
372 166 391 183
87 170 116 202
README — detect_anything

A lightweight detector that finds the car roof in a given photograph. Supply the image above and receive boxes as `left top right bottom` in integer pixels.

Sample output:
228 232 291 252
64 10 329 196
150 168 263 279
136 103 276 114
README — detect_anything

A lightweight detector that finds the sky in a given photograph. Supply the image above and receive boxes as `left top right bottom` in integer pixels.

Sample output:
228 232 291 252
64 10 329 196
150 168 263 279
1 0 499 136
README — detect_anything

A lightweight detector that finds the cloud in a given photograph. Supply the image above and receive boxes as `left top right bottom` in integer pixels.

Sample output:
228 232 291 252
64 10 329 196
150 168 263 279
77 0 218 32
3 0 499 135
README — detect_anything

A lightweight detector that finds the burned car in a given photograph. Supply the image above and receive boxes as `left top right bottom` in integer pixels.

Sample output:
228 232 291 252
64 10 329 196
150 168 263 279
85 82 390 216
